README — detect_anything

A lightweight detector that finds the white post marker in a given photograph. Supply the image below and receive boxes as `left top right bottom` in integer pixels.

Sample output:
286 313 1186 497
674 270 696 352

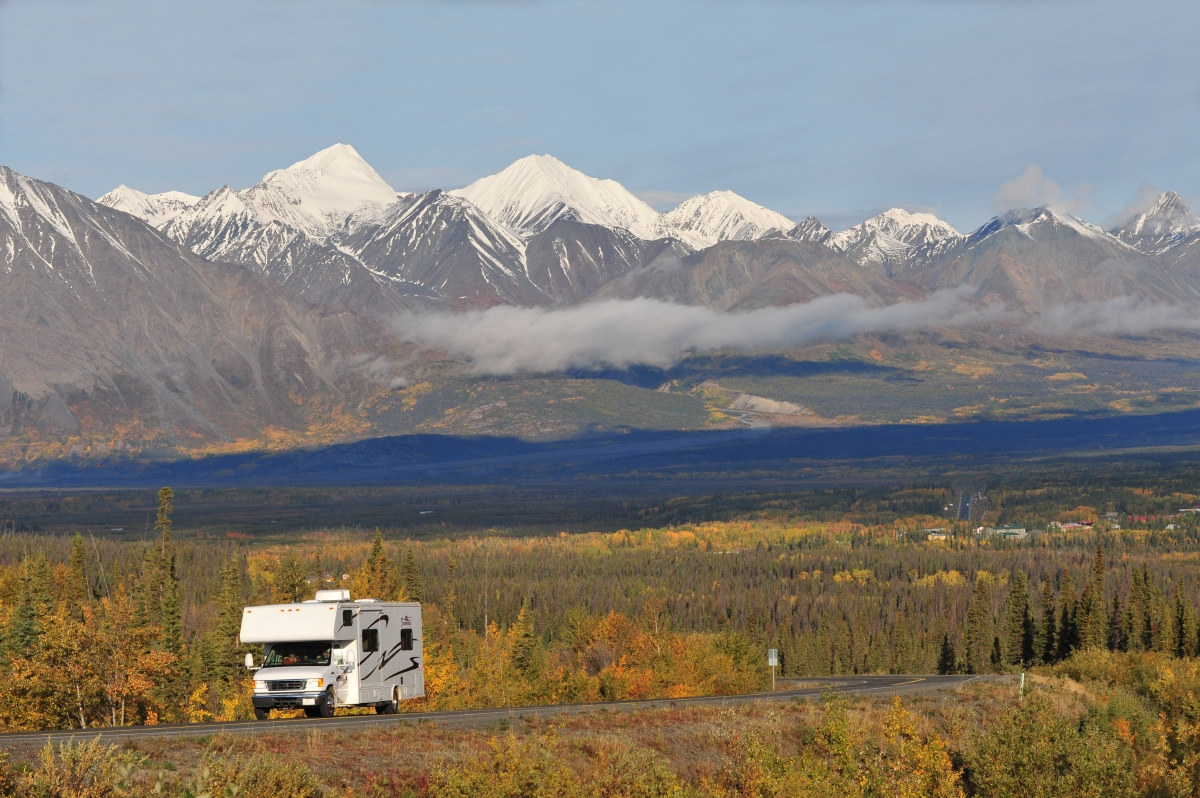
768 648 778 692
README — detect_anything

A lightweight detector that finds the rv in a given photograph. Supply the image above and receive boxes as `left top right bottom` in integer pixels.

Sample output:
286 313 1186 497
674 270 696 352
239 589 423 719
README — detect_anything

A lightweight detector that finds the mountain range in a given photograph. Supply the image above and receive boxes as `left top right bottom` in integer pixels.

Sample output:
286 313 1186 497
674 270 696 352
2 144 1199 462
98 144 1200 318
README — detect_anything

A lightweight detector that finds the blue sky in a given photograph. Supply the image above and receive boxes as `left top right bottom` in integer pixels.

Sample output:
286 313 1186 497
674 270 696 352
1 0 1198 231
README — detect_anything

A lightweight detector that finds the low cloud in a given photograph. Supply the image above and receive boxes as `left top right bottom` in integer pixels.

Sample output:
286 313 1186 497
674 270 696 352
1033 297 1200 337
1105 183 1164 229
994 165 1089 214
388 290 990 375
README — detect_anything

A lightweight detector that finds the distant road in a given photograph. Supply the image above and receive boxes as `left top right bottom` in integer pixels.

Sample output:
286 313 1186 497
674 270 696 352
0 674 998 746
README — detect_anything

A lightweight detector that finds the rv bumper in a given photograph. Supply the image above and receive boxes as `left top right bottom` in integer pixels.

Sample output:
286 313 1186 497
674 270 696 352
252 692 330 711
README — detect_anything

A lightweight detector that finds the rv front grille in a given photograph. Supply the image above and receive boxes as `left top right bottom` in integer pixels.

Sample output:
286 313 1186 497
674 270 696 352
267 680 306 692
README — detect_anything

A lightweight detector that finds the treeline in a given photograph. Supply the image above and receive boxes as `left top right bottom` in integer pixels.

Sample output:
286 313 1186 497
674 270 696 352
5 489 1200 728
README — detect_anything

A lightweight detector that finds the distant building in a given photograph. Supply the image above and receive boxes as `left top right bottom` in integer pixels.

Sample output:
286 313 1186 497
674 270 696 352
983 524 1027 540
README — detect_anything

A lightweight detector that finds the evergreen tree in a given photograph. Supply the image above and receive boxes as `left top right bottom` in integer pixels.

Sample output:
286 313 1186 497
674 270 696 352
1172 584 1199 658
936 632 958 675
355 529 397 600
509 602 539 676
1056 572 1079 661
1001 570 1034 668
1078 547 1108 650
964 576 993 674
1125 569 1147 652
160 555 183 659
1108 592 1125 652
403 548 424 603
158 554 187 720
4 557 47 661
65 532 89 617
153 487 174 543
272 549 310 603
210 558 247 685
1035 577 1057 664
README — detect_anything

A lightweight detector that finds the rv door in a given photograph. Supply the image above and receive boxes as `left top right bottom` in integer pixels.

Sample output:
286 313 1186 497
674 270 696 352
357 608 385 700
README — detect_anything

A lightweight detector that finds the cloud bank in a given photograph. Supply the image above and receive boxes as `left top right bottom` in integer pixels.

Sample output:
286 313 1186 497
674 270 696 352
389 290 988 375
1033 297 1200 337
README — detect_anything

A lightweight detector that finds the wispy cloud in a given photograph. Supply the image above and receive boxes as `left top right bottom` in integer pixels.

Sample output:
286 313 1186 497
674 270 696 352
994 165 1090 214
388 290 990 375
1033 297 1200 336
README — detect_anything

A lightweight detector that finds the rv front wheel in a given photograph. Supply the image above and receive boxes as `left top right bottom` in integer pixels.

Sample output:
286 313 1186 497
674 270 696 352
318 687 336 718
376 689 399 714
254 708 269 721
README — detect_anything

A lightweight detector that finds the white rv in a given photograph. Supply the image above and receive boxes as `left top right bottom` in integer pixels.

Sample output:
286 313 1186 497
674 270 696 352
239 589 424 719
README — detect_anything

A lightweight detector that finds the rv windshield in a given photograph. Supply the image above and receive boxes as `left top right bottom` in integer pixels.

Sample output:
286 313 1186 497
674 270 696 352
262 642 332 668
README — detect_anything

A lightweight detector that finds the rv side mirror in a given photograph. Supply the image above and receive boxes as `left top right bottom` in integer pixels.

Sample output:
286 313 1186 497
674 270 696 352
245 653 255 669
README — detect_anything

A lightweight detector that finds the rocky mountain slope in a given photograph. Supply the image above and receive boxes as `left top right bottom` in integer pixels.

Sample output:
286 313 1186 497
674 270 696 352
0 165 407 460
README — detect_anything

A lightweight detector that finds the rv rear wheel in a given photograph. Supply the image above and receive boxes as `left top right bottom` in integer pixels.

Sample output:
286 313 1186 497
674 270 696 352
318 687 336 718
376 689 399 714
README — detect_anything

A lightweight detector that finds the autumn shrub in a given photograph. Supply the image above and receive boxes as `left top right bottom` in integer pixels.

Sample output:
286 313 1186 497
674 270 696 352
12 739 135 798
963 691 1138 798
199 753 321 798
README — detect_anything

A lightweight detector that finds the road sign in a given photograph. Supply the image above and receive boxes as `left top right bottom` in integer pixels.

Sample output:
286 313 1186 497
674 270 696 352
768 649 778 667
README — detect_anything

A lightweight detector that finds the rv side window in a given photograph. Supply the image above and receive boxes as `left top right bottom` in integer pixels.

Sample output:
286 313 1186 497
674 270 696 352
362 628 379 653
342 609 353 627
401 628 413 651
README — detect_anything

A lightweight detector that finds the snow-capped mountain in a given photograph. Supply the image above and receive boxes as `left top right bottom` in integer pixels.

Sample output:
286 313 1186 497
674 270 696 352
659 190 796 249
1112 192 1200 256
967 206 1129 247
341 190 545 307
96 185 200 228
0 164 401 447
787 216 834 245
154 143 404 245
928 205 1173 312
450 154 663 240
828 208 963 274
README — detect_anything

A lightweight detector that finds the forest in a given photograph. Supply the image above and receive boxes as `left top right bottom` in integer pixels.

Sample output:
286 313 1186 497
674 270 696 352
2 483 1200 729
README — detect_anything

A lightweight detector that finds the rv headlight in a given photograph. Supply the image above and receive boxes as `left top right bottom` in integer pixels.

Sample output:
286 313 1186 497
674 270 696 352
254 680 266 690
306 678 324 689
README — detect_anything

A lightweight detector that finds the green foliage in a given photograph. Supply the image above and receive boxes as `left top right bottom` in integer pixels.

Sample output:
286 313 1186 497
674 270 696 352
965 692 1138 797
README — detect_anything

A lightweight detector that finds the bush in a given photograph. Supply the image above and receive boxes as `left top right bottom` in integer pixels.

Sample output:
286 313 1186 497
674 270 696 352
964 692 1137 798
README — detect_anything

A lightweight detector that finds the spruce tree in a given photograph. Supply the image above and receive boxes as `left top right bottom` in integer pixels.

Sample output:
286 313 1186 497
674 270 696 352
1035 577 1057 664
1108 592 1125 652
1056 572 1079 661
4 558 45 661
1173 585 1199 658
1001 570 1034 668
211 558 246 685
273 548 310 603
937 632 958 675
402 548 424 603
65 532 89 617
159 554 187 720
964 576 993 674
510 602 539 675
1078 547 1108 650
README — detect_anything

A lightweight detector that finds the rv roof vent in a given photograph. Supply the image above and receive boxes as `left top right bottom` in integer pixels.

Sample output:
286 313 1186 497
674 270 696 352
315 589 351 602
354 598 379 603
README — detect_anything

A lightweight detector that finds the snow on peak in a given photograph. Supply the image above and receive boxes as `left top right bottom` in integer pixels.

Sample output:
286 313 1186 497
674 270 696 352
449 154 662 240
97 185 200 227
972 206 1122 246
246 143 403 236
659 190 795 249
787 216 834 245
830 208 960 252
1115 191 1199 240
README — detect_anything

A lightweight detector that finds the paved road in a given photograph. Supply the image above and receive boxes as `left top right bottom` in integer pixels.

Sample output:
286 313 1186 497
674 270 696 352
0 674 999 746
